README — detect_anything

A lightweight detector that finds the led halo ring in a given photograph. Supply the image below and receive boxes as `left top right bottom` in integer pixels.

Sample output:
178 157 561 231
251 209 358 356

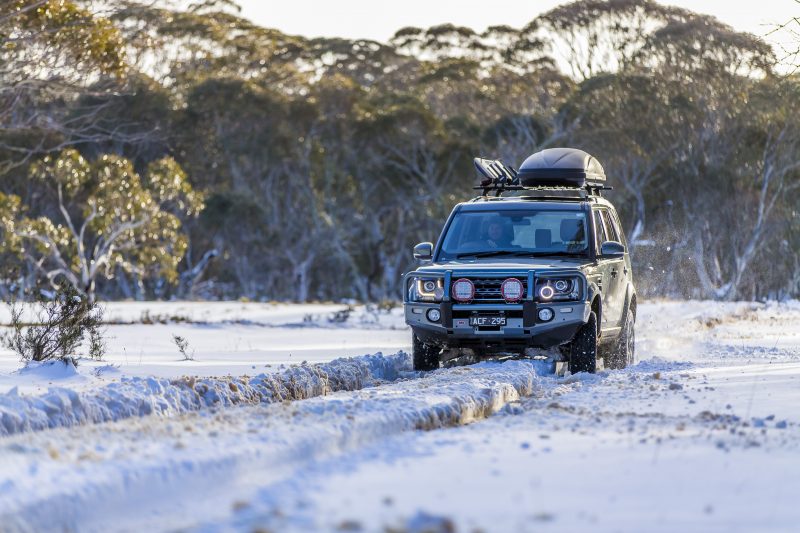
452 278 475 302
501 278 524 302
554 279 569 292
539 285 555 300
422 280 437 293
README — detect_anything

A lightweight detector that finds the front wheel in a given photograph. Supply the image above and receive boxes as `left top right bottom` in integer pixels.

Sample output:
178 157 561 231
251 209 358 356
412 333 440 371
569 311 598 374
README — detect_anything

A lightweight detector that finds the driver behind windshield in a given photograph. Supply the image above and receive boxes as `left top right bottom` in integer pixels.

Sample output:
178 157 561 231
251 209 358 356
438 209 588 260
485 219 513 248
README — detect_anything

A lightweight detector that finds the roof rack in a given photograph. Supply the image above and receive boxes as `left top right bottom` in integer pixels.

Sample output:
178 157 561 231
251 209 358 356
515 186 588 200
473 150 612 198
471 187 613 203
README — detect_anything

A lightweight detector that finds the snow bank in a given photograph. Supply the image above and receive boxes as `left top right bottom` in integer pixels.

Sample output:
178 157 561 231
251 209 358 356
0 359 549 533
16 360 80 380
0 352 411 437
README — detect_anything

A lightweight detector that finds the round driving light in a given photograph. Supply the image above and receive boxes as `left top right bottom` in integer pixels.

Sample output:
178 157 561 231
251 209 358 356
422 280 437 293
452 278 475 302
426 309 441 322
501 278 524 302
538 308 554 322
539 285 555 300
554 279 569 292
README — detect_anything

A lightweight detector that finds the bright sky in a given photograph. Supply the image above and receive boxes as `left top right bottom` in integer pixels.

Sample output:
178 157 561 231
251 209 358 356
237 0 798 52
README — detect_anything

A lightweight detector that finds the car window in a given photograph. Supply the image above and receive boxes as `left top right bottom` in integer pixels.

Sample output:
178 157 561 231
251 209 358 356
608 209 627 247
437 209 589 259
601 210 619 242
593 210 606 251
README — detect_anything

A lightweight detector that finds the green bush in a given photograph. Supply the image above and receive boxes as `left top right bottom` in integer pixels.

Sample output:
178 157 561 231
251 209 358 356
3 286 106 365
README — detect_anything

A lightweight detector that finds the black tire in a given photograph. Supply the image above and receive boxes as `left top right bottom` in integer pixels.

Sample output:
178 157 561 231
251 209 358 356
569 311 598 374
607 309 635 369
412 333 440 371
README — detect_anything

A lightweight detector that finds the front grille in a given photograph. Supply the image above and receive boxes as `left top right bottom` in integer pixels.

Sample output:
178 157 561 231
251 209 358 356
466 277 528 303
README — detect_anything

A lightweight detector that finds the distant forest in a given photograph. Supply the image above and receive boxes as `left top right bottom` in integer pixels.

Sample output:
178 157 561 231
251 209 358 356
1 0 799 302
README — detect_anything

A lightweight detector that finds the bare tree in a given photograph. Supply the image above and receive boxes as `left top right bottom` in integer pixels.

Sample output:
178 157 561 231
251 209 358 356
691 126 800 300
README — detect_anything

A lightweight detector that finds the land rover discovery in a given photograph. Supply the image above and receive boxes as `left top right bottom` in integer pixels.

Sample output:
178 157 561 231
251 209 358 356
403 148 636 373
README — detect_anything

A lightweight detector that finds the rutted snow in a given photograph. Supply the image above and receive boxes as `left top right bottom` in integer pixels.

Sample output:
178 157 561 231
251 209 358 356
0 359 548 533
266 365 799 533
1 300 800 532
0 352 410 436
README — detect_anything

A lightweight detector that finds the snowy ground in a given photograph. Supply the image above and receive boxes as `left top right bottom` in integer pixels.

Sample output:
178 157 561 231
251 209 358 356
0 302 408 392
0 300 799 532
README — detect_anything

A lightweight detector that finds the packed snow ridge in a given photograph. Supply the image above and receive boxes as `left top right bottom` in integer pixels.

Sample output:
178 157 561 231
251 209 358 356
0 359 550 533
0 352 411 437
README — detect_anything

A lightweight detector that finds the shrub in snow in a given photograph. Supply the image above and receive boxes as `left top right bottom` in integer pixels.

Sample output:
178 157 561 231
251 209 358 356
2 286 105 365
172 334 195 361
328 305 354 324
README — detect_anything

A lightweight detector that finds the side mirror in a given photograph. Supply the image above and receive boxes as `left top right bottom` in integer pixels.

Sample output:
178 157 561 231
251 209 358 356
600 240 625 259
413 242 433 261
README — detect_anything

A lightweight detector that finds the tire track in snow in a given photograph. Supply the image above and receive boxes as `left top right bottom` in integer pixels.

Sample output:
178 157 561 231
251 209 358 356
0 352 411 437
0 359 551 533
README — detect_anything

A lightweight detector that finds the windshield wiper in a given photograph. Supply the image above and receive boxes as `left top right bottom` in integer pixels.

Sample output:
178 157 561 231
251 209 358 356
514 251 587 258
457 250 587 259
456 250 520 259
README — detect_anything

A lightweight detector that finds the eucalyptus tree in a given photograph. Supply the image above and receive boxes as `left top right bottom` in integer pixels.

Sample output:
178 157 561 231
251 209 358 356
0 0 127 173
2 0 796 302
519 0 694 80
681 78 800 301
7 149 203 300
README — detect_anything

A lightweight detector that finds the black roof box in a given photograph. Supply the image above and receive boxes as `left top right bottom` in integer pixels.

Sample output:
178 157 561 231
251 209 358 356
518 148 606 187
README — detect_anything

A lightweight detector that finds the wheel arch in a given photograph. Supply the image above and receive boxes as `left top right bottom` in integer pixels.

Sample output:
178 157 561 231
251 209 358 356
590 295 601 336
624 286 637 322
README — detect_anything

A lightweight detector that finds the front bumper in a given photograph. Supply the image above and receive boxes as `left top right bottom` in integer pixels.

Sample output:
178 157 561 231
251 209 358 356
405 300 591 351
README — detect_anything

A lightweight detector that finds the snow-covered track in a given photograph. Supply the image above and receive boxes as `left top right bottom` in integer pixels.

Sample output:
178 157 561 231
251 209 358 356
0 352 411 437
0 359 548 533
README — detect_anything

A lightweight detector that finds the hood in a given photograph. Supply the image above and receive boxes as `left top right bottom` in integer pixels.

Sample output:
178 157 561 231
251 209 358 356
414 257 590 274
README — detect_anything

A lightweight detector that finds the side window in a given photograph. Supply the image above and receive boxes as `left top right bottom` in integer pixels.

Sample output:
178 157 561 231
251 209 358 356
609 209 628 247
601 211 619 242
593 210 606 251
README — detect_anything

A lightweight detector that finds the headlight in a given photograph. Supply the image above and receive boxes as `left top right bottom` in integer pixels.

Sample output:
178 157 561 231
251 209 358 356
500 278 524 302
452 278 475 302
408 276 444 302
536 276 582 302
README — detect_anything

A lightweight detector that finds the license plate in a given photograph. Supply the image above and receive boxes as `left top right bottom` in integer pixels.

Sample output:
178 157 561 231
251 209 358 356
470 315 506 327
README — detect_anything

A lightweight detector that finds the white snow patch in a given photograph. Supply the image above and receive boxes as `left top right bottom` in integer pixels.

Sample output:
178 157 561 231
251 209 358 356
16 360 80 380
0 301 406 329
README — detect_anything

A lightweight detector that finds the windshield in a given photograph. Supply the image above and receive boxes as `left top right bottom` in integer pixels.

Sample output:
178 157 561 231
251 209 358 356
437 209 589 260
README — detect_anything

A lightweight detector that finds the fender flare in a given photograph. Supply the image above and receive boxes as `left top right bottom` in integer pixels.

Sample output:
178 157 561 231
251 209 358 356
621 284 637 322
586 281 602 333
